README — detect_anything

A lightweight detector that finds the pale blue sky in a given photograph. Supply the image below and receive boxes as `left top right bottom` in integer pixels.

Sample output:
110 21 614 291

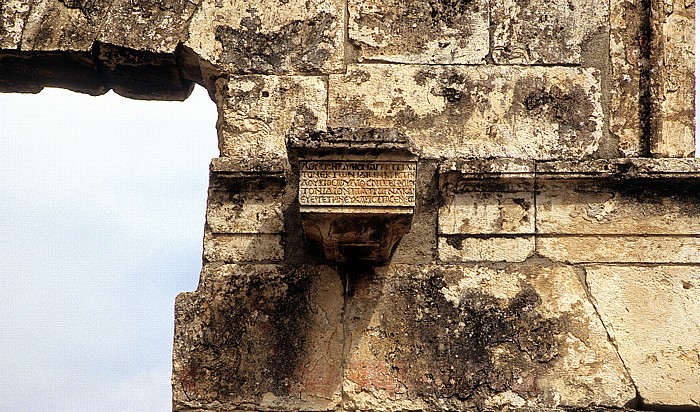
0 85 218 411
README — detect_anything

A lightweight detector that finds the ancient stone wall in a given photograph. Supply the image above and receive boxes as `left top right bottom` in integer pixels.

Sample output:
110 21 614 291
1 0 697 410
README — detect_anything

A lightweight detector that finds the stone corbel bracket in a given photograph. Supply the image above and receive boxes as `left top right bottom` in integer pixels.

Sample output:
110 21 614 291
289 128 418 263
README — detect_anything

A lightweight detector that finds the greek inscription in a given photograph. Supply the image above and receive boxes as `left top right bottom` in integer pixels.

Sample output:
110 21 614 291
299 161 416 207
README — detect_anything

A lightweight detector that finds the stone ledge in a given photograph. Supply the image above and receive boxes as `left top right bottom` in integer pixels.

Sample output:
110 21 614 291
210 157 287 178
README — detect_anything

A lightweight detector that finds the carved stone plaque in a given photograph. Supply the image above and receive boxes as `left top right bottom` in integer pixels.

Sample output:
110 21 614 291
299 161 416 208
290 128 418 263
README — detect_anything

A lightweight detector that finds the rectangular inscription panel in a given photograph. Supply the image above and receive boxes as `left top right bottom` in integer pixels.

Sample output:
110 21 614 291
299 161 416 207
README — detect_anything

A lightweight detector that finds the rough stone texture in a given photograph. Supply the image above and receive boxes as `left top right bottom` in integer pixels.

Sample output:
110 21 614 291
203 232 283 263
173 264 343 411
491 0 608 64
0 0 30 49
609 0 645 156
99 0 200 54
21 0 109 51
650 0 695 157
348 0 489 64
586 265 700 408
329 64 603 160
391 160 439 264
439 236 534 263
537 182 700 235
538 236 700 264
215 75 327 166
206 179 285 234
185 0 345 74
342 263 636 411
440 191 535 235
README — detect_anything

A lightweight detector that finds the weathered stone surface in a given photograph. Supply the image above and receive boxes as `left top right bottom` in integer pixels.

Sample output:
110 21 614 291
203 232 283 262
539 236 700 263
329 64 603 160
21 0 109 51
342 263 635 410
0 0 30 49
610 0 645 156
96 43 193 100
348 0 489 64
392 160 439 264
537 158 700 178
439 236 534 263
206 180 285 234
650 0 695 157
586 265 700 408
186 0 345 74
215 75 326 165
537 182 700 235
99 0 201 54
440 191 535 235
173 264 343 411
491 0 608 64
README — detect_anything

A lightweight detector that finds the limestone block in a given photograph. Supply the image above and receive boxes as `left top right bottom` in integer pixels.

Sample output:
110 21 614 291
439 192 535 235
0 0 30 49
215 75 327 165
186 0 345 74
438 236 534 263
99 0 201 54
0 53 106 95
491 0 608 64
650 0 695 157
391 161 438 264
348 0 489 64
203 232 283 262
173 264 343 411
610 0 644 156
538 236 700 263
329 64 603 160
342 263 635 410
21 0 110 51
206 187 285 234
537 183 700 235
585 265 700 408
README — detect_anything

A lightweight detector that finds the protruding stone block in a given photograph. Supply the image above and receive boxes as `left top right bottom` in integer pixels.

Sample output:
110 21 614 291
348 0 489 64
342 263 636 410
586 264 700 408
173 264 343 411
329 64 603 160
290 128 418 263
491 0 608 64
186 0 345 74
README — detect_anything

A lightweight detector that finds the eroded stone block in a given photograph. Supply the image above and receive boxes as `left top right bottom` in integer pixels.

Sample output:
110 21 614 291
206 187 285 234
21 0 110 51
0 0 30 49
537 182 700 235
203 232 283 262
650 0 695 157
173 264 343 411
438 236 534 263
539 236 700 263
215 75 327 165
348 0 489 64
342 263 635 410
586 265 700 408
329 64 603 160
99 0 201 54
491 0 608 64
439 191 535 235
186 0 345 74
610 0 645 156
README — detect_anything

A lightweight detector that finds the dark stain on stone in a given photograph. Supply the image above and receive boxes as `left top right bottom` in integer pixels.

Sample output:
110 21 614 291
382 272 561 405
445 235 464 250
178 269 312 402
216 10 335 73
429 0 476 24
59 0 100 21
